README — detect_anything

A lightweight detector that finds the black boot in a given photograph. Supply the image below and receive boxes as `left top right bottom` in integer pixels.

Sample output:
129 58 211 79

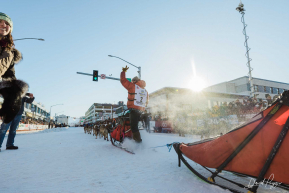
6 146 18 150
132 131 142 143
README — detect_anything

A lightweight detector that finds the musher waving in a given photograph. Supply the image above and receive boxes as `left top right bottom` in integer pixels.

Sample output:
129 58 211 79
120 65 149 143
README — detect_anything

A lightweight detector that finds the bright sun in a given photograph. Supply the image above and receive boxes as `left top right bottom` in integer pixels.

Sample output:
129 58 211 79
188 59 207 92
189 76 207 92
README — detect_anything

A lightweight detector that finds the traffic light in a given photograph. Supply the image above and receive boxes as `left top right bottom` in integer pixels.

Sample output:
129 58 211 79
93 70 98 81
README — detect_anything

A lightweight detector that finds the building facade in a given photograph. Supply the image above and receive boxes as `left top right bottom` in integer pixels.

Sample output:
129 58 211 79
204 76 289 99
84 102 124 123
24 101 50 120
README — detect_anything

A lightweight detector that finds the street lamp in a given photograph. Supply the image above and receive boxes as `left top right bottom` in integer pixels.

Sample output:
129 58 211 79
236 1 254 97
13 38 45 41
50 104 63 120
108 55 141 79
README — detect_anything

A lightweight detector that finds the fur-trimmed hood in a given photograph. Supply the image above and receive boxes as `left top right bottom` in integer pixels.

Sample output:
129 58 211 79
136 80 146 89
0 47 23 81
0 47 22 64
0 79 29 97
11 48 22 64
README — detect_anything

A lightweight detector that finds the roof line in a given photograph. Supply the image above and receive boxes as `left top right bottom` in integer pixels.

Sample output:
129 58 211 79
206 76 289 88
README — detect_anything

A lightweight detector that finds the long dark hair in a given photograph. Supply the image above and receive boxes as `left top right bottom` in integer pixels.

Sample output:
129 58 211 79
2 32 15 50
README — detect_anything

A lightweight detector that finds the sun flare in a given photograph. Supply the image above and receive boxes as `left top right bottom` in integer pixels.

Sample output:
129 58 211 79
189 76 207 92
188 58 207 92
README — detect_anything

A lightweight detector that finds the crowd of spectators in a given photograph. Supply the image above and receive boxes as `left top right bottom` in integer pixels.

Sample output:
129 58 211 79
209 94 278 117
20 118 48 125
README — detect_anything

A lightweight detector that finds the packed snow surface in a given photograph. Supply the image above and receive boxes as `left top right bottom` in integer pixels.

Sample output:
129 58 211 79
0 127 287 193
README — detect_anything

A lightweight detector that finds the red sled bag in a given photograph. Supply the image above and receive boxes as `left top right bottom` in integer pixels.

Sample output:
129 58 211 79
111 121 132 142
110 110 135 154
111 125 122 141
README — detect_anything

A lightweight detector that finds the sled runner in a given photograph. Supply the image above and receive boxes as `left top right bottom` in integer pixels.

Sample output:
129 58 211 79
110 110 134 154
174 91 289 193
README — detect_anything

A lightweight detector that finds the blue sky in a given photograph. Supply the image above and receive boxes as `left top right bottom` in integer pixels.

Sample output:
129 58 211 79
2 0 289 117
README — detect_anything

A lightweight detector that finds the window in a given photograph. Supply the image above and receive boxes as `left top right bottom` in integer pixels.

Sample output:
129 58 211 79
247 83 251 91
236 84 250 92
273 87 278 94
258 86 264 92
263 86 271 93
279 88 284 94
254 85 258 92
269 87 273 94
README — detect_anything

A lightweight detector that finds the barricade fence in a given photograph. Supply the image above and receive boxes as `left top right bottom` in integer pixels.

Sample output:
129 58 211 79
0 120 49 131
17 124 49 131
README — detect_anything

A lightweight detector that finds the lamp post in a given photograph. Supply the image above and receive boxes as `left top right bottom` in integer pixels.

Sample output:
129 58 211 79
236 1 254 97
13 38 45 41
50 104 63 120
108 55 141 79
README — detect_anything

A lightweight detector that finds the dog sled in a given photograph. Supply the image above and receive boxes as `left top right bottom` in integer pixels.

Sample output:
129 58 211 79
173 91 289 193
110 110 134 154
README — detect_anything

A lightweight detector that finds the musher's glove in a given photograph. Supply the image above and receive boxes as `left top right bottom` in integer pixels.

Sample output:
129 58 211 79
122 65 129 72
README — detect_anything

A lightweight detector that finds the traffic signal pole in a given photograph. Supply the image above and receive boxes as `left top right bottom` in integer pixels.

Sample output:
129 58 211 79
76 72 120 81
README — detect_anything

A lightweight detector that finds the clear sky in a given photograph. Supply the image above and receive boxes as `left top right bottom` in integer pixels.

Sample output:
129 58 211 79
2 0 289 118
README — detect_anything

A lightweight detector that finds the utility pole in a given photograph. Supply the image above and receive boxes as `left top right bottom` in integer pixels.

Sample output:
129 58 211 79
111 105 113 120
236 1 254 97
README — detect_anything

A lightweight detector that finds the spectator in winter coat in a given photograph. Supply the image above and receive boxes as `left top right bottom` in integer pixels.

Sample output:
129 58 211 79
227 102 234 115
142 110 150 133
219 102 228 117
0 93 34 151
260 100 268 112
265 94 273 105
0 12 29 124
254 102 262 112
120 65 149 143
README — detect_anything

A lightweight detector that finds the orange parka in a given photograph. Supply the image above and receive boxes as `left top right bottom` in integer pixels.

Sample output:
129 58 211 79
120 71 149 111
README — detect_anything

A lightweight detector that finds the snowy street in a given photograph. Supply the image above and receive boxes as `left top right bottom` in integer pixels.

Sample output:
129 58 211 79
0 127 228 193
1 127 288 193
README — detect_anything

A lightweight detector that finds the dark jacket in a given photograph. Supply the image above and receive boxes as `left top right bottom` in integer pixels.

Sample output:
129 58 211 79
17 94 35 115
0 47 22 81
0 80 29 123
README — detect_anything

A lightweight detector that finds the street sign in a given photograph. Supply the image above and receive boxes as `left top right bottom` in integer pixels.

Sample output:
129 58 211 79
127 78 131 82
101 74 106 79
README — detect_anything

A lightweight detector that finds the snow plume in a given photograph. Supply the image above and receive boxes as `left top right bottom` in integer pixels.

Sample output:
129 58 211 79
149 89 205 135
149 86 235 138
